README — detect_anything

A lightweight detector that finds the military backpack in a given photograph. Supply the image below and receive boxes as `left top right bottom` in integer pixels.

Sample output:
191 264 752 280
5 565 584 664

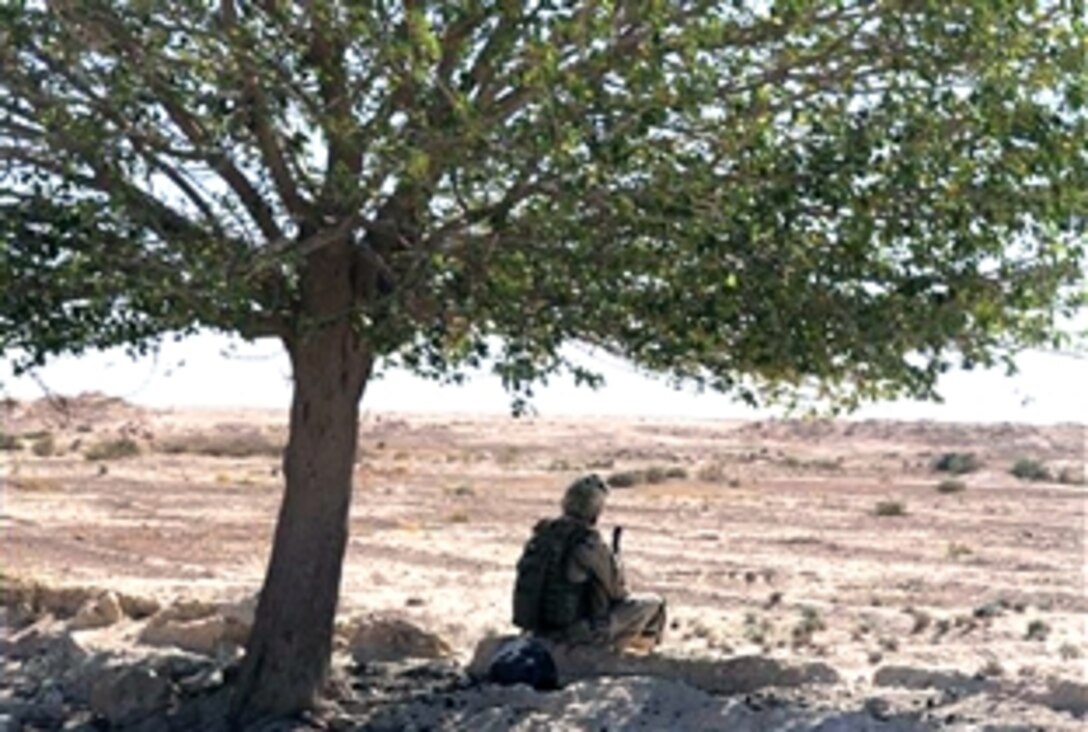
512 518 591 632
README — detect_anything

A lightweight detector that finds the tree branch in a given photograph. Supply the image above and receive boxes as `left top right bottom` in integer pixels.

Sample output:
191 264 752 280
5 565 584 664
220 0 314 225
72 5 284 242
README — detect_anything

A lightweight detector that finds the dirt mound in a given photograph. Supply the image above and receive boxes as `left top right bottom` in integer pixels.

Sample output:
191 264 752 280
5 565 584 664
736 418 1082 456
1 392 147 432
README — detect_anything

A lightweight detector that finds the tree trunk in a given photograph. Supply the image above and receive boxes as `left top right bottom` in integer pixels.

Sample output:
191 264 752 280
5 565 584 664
230 245 372 725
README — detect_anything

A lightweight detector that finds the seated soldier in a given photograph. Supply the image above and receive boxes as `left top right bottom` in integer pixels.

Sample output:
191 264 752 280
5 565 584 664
513 474 666 652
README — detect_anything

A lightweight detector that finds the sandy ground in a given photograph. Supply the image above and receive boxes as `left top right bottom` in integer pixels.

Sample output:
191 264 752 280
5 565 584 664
1 394 1085 729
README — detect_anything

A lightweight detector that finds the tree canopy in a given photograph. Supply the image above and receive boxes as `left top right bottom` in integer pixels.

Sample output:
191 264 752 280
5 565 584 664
2 0 1086 721
3 1 1084 410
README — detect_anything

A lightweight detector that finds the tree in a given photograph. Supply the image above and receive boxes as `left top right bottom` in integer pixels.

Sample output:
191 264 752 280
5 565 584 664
1 0 1084 722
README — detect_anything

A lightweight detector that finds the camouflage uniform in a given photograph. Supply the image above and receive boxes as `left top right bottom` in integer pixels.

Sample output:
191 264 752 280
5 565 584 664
537 475 666 650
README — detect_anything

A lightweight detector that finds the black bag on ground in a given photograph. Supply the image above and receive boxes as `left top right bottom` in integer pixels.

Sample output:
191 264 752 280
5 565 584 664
486 637 559 691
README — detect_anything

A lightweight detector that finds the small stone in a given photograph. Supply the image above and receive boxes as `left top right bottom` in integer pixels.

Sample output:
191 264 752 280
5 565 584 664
117 593 161 620
348 616 453 664
89 667 173 727
864 697 892 720
70 591 123 630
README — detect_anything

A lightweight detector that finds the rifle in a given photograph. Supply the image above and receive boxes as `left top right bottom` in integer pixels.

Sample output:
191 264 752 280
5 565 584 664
612 525 623 554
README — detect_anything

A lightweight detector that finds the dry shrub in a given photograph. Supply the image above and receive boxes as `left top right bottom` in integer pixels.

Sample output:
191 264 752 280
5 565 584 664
874 500 907 517
606 470 644 488
1010 458 1050 482
696 462 726 483
30 433 56 457
0 433 21 451
84 438 139 461
644 466 669 484
608 465 686 488
946 541 973 560
932 452 981 475
1025 619 1051 641
936 479 966 494
1056 467 1085 486
157 428 282 458
9 477 63 493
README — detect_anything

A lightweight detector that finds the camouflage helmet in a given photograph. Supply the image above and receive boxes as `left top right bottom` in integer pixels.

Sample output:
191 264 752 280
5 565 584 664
561 474 609 522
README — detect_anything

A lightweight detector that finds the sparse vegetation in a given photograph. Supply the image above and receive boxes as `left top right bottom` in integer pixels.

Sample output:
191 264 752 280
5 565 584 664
447 510 470 524
696 462 725 483
932 452 981 475
84 438 140 461
936 479 967 494
791 606 827 647
606 470 643 488
1059 643 1081 660
946 542 973 560
30 433 55 457
904 607 932 634
9 477 64 492
695 462 742 487
644 466 670 484
782 455 844 471
1010 458 1051 482
743 612 772 647
606 466 688 489
495 447 520 466
0 433 21 451
977 659 1004 678
1025 619 1051 641
874 500 907 517
450 484 475 498
156 429 282 458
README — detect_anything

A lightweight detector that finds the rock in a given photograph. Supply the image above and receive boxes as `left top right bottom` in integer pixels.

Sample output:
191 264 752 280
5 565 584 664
136 597 253 656
117 593 161 620
176 666 225 696
34 585 92 619
864 696 893 720
21 681 66 727
70 591 123 630
1032 679 1088 716
154 599 219 623
348 616 454 664
89 667 173 727
467 635 510 679
873 665 987 694
138 613 248 657
218 594 257 629
4 616 86 664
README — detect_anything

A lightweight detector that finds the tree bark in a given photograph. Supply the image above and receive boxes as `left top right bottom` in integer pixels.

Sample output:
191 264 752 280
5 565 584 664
230 244 371 725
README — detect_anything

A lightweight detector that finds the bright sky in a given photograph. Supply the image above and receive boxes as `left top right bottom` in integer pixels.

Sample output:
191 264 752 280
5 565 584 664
1 331 1084 424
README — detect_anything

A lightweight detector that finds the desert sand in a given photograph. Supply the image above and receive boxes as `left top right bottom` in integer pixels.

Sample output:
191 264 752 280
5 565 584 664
1 393 1085 730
